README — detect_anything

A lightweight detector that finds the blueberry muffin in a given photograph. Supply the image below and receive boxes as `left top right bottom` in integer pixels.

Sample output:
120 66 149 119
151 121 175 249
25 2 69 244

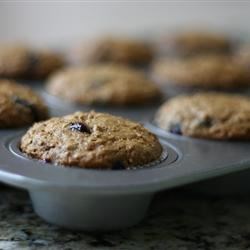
155 92 250 140
46 64 161 105
20 111 162 169
152 55 250 90
71 37 153 66
0 80 48 128
0 44 64 79
156 31 232 56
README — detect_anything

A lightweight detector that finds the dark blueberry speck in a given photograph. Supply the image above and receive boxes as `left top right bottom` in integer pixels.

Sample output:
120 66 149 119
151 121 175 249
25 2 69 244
42 159 51 164
199 116 213 128
12 96 40 121
27 53 40 68
112 161 126 170
169 123 182 135
69 122 91 134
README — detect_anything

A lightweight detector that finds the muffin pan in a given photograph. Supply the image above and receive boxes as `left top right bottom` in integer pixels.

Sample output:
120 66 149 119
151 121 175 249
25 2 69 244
1 82 250 231
146 120 250 195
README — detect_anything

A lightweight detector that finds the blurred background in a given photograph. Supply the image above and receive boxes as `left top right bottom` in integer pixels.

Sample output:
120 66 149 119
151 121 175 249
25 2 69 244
0 1 249 47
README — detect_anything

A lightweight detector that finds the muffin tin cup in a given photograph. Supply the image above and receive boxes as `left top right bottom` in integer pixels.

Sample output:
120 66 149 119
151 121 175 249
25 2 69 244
30 191 154 231
145 120 250 196
40 89 163 122
0 130 180 231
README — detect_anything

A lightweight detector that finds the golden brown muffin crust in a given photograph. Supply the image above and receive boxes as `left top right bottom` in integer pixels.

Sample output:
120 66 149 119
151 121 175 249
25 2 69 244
25 50 64 79
0 80 48 128
47 64 161 105
72 37 153 66
0 44 64 79
155 92 250 140
20 111 163 169
152 55 250 89
157 31 232 56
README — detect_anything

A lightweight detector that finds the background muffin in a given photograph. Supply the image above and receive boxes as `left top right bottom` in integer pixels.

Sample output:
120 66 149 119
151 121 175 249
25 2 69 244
0 80 48 128
155 92 250 140
24 49 65 79
152 55 250 91
47 64 161 105
70 37 153 67
20 111 162 169
0 44 64 80
155 31 232 57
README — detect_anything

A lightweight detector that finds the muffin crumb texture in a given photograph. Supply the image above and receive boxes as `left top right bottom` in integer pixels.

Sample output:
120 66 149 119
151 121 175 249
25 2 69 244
20 111 163 169
0 80 48 128
156 31 232 56
152 55 250 90
155 92 250 140
47 64 161 105
0 44 64 79
72 37 153 66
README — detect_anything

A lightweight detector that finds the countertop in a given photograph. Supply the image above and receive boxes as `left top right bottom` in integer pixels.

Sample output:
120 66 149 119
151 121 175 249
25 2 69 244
0 185 250 250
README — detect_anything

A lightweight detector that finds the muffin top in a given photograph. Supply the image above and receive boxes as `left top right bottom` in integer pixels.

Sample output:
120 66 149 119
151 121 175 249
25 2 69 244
152 55 250 89
0 44 64 79
156 31 232 56
47 64 161 105
20 111 163 169
0 80 48 128
155 92 250 140
25 49 65 79
71 37 153 66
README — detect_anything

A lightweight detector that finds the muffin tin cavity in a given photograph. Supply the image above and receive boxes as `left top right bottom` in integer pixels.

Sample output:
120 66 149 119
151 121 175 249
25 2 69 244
8 134 176 171
41 89 163 122
146 119 187 141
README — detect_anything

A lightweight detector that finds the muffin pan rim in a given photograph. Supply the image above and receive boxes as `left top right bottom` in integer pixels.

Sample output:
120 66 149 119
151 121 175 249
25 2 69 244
11 136 170 171
1 126 250 195
40 88 165 114
0 130 181 194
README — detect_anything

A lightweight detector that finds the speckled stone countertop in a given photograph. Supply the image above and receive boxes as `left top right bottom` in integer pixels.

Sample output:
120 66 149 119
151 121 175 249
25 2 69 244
1 185 250 250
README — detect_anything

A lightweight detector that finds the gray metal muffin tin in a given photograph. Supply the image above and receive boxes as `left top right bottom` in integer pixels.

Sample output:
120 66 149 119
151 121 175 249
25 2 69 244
0 82 250 231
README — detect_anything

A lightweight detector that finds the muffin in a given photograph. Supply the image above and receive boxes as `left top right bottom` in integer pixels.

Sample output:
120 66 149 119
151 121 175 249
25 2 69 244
0 44 64 79
46 64 161 105
71 37 153 67
24 49 65 79
152 55 250 91
156 31 232 57
155 92 250 140
0 80 48 128
20 111 163 169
